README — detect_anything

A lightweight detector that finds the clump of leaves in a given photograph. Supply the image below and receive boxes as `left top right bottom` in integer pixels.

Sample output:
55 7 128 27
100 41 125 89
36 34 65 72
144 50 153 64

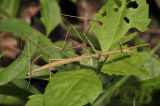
0 0 160 106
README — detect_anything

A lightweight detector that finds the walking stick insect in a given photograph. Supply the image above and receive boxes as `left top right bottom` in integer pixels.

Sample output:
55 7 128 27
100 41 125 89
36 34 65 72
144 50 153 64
25 14 151 76
23 14 153 102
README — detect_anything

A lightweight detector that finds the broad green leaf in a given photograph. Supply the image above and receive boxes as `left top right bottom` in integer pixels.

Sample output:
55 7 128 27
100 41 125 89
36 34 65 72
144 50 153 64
80 57 99 69
40 0 61 36
26 94 44 106
44 69 103 106
101 52 151 76
0 19 62 62
80 52 99 69
0 84 32 101
0 0 21 18
138 52 158 76
103 51 160 89
0 95 24 106
124 52 160 87
0 33 38 85
11 79 40 94
91 0 151 52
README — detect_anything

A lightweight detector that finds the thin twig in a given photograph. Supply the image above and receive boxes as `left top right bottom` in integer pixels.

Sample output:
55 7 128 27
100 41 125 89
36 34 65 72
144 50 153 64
61 14 95 20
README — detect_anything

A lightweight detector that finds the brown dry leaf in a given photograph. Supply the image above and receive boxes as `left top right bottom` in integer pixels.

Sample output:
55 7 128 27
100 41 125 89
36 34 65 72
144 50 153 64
77 0 102 33
19 4 41 24
155 0 160 8
0 32 21 59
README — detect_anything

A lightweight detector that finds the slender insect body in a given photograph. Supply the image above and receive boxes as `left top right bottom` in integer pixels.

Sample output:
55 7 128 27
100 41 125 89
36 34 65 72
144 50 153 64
24 14 153 78
28 48 132 75
23 14 154 104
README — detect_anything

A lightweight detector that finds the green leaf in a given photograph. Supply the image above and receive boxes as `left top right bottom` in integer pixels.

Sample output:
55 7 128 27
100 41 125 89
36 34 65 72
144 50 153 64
44 69 103 106
80 57 99 69
0 0 21 18
120 32 137 43
26 94 44 106
40 0 61 36
138 52 158 76
0 95 24 106
101 52 151 76
0 33 38 85
0 19 62 62
91 0 151 52
11 79 40 94
80 52 99 69
125 52 160 87
111 52 160 88
0 84 33 101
